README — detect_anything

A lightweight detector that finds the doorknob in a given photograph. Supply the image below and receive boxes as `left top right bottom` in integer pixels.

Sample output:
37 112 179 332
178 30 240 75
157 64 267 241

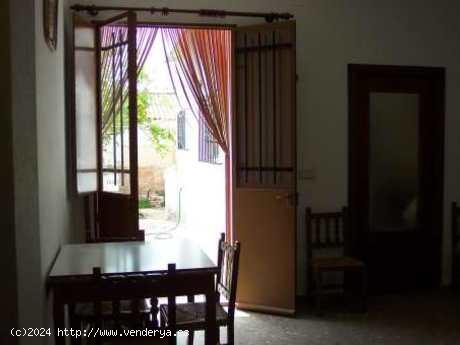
275 194 290 200
275 193 298 206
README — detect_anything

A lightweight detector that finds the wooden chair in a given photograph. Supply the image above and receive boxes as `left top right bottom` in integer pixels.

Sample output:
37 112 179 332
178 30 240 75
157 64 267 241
452 202 460 289
71 266 179 345
77 264 190 345
306 207 366 314
70 282 155 342
72 203 149 337
159 233 241 345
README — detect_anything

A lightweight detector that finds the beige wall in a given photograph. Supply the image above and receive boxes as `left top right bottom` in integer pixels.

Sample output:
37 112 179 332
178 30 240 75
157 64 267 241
8 0 77 343
36 0 74 279
36 0 78 338
76 0 460 293
10 0 44 343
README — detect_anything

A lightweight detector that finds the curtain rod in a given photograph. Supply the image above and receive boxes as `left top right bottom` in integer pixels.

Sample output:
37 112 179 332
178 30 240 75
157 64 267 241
71 4 294 23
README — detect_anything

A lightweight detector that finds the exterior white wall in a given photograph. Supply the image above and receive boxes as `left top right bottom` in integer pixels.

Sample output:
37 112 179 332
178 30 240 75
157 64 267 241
165 111 226 263
79 0 460 294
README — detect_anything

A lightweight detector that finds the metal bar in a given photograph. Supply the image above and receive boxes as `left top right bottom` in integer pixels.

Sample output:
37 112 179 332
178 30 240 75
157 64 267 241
258 33 262 183
118 29 125 186
236 43 292 53
243 34 248 184
315 218 321 245
102 168 130 173
101 40 128 51
239 166 293 172
264 33 269 185
278 32 283 185
111 32 117 185
128 12 139 206
71 4 294 22
335 216 340 244
325 218 331 245
74 46 96 51
95 26 103 194
272 31 277 184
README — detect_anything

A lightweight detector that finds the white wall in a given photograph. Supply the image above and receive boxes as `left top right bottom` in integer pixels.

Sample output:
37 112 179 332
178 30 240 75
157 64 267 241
82 0 460 293
166 111 226 262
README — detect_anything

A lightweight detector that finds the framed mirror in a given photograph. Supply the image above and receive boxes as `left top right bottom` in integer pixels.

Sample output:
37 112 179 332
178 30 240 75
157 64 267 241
348 64 445 292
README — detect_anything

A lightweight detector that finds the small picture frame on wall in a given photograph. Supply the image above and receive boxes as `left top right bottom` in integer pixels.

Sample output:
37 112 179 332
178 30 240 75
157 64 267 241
43 0 59 50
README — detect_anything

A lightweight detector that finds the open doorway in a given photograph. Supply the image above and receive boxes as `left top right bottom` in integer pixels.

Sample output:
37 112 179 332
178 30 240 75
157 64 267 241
73 13 297 313
134 29 228 261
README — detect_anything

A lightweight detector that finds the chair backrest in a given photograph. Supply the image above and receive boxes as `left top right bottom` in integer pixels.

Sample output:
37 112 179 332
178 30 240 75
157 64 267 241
305 207 349 262
89 264 194 345
84 195 145 243
216 233 241 319
452 202 460 288
452 202 460 248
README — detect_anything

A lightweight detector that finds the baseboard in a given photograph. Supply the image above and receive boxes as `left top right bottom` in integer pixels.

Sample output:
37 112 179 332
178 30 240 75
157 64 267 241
236 302 295 316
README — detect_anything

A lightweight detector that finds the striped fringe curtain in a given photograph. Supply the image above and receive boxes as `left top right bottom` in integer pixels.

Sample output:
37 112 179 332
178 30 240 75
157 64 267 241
161 28 231 154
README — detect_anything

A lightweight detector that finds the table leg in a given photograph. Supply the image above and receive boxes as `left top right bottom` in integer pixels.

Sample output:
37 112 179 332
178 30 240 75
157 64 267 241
53 290 66 345
204 277 217 345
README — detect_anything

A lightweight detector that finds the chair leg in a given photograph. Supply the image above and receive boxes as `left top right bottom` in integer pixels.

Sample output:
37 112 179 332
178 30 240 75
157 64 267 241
227 322 234 345
314 271 323 316
361 267 367 312
187 330 194 345
68 304 81 345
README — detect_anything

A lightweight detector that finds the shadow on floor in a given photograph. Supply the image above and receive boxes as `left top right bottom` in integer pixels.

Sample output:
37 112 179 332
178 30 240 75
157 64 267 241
189 290 460 345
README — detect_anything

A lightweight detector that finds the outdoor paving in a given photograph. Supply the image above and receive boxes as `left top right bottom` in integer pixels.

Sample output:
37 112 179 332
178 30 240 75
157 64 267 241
139 208 183 240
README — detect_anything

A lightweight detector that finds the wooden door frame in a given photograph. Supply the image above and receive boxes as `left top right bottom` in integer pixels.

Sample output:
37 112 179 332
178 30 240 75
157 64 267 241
348 64 445 289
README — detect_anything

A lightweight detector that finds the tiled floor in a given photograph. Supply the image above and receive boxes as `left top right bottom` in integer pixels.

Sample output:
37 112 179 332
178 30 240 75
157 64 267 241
185 290 460 345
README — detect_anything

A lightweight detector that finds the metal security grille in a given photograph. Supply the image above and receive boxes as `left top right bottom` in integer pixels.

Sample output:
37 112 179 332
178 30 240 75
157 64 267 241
177 110 186 150
235 23 296 188
198 118 220 164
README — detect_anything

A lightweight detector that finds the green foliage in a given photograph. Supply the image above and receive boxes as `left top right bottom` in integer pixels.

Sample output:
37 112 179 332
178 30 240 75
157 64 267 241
139 72 175 157
149 122 175 158
137 70 151 126
138 197 152 209
104 71 176 157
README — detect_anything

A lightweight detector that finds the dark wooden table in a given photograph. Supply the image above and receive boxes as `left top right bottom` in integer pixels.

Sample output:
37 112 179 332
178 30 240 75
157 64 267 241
48 238 219 345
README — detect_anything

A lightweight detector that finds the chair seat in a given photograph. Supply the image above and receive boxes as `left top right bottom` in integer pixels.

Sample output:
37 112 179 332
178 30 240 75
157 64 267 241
75 299 151 318
312 256 364 272
160 302 228 328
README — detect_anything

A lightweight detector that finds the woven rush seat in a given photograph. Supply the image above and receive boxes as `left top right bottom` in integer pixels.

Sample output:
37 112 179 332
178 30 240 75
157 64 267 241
160 302 228 327
312 256 365 272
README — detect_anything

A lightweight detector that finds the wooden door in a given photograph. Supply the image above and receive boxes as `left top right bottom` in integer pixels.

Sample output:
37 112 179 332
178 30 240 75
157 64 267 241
233 21 296 314
348 65 444 293
96 12 141 241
